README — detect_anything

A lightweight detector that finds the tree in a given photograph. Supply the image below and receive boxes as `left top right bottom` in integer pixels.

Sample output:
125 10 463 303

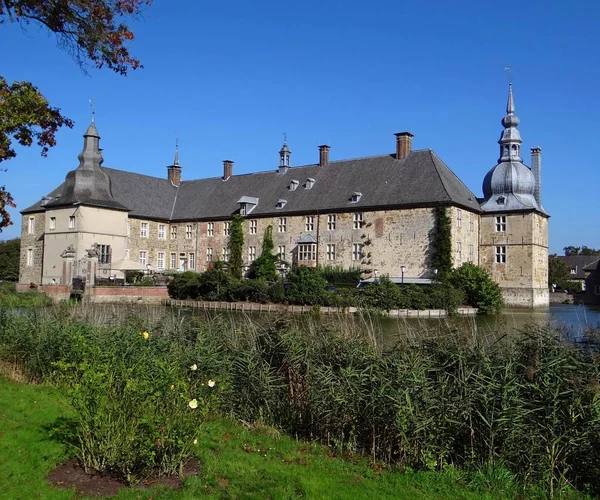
249 225 278 282
430 206 452 278
228 215 244 280
563 246 600 256
447 262 504 314
0 0 151 230
0 237 20 281
286 266 327 306
548 255 570 290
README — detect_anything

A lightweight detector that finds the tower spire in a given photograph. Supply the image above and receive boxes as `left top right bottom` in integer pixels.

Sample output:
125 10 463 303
498 82 522 162
279 133 291 171
173 136 179 166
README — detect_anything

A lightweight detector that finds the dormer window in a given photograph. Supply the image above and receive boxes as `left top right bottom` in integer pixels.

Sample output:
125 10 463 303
305 178 315 189
276 199 287 209
237 196 259 216
496 196 506 205
289 180 299 191
350 192 362 203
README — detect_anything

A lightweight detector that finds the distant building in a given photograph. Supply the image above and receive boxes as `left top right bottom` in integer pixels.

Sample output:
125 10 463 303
554 255 600 291
19 85 550 307
584 260 600 305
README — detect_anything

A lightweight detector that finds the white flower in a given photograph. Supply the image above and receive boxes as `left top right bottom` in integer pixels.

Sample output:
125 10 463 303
188 399 198 409
207 380 216 388
190 364 198 371
193 439 198 445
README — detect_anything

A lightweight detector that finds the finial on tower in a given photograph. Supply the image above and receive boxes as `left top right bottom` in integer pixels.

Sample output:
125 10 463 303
174 136 179 166
89 98 96 123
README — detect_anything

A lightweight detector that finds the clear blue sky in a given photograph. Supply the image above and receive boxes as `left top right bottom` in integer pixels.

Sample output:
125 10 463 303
2 0 598 254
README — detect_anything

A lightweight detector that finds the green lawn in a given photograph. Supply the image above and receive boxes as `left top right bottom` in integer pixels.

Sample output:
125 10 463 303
0 377 534 499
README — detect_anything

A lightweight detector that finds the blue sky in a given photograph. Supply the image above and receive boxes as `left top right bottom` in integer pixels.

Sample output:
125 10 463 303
2 0 598 254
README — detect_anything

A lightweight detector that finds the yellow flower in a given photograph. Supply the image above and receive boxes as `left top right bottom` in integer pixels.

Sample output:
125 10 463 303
190 364 197 371
207 380 216 388
188 399 198 409
169 384 175 391
141 331 149 340
193 439 198 445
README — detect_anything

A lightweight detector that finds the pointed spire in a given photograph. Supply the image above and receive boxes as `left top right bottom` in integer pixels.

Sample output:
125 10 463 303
279 133 291 170
498 82 522 162
506 83 515 114
173 136 179 166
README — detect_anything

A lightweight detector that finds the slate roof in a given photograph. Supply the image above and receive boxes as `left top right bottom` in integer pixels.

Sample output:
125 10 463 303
22 149 481 219
557 256 600 280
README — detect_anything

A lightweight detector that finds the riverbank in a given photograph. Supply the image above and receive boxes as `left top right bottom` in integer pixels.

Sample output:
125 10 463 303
163 298 478 317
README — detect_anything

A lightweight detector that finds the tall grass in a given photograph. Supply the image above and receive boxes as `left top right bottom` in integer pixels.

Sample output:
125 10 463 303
1 304 599 496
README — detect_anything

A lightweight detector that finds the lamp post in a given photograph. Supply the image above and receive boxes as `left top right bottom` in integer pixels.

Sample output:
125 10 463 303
374 269 379 281
401 265 406 284
433 268 438 283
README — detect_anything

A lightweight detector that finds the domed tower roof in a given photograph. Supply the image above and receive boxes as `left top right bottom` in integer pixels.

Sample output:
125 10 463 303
480 84 547 215
45 119 128 211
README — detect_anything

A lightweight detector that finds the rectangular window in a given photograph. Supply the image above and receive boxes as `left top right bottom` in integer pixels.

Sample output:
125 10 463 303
139 251 147 266
240 204 247 216
495 215 506 232
248 246 257 262
469 244 474 263
250 219 257 234
99 244 111 264
125 249 130 260
278 245 286 260
353 212 363 229
457 209 462 229
140 222 148 237
469 213 474 232
27 248 33 266
207 222 214 236
158 224 166 240
495 246 506 264
186 224 193 239
352 243 363 261
327 244 336 261
222 247 230 262
327 214 337 230
223 221 231 236
171 225 177 239
189 253 195 269
278 217 287 233
298 244 316 261
570 266 577 275
157 252 165 270
28 217 35 234
206 247 213 262
49 217 56 230
456 242 462 261
69 216 75 229
170 252 177 269
305 215 314 231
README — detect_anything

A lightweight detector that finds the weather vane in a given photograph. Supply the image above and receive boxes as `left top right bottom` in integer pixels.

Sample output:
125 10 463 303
89 98 96 122
283 132 287 143
504 66 512 85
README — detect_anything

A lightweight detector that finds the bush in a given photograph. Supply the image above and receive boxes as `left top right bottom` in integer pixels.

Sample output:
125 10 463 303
426 283 465 313
447 263 504 314
167 271 202 299
286 266 328 305
318 265 362 289
357 276 403 311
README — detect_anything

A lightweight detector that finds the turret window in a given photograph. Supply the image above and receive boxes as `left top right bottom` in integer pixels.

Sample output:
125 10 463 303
495 246 506 264
28 217 35 234
69 216 76 229
495 216 506 232
49 217 56 230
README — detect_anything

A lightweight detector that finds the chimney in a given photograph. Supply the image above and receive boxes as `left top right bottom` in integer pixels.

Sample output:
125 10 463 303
318 145 330 167
531 147 542 206
167 165 181 186
394 132 414 159
223 160 234 180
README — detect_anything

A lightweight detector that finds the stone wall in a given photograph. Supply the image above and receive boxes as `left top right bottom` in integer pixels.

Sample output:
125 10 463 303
19 212 45 284
449 206 480 267
87 286 169 304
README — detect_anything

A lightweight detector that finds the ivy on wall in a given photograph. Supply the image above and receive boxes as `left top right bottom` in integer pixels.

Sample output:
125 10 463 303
431 205 452 277
228 215 244 279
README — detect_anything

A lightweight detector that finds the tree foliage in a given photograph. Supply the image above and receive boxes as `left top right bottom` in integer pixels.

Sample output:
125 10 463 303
249 225 278 282
548 255 571 289
0 237 20 280
431 206 452 278
228 215 244 280
563 246 600 256
0 0 151 230
447 262 504 314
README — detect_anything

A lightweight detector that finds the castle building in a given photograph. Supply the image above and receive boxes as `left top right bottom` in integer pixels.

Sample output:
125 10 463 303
18 85 549 307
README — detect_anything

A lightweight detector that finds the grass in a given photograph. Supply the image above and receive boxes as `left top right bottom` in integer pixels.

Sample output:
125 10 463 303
0 377 528 500
0 281 53 308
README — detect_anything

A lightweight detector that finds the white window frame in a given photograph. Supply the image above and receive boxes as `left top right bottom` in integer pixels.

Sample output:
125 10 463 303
305 215 315 231
223 221 231 236
206 247 213 262
170 252 177 269
278 245 286 260
28 217 35 234
222 247 230 262
352 243 363 261
469 213 474 232
186 224 193 239
495 215 507 232
140 222 148 238
69 216 75 229
278 217 287 233
27 248 34 266
189 252 196 269
158 224 166 240
207 222 214 237
353 212 363 230
298 243 316 261
327 244 336 261
250 219 257 234
171 225 177 239
327 214 336 230
248 246 257 262
157 252 165 270
457 209 462 229
457 242 462 261
469 244 474 263
495 246 506 264
125 249 130 260
139 251 147 266
49 217 56 230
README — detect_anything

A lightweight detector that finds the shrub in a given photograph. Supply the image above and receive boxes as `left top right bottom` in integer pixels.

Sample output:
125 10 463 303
357 276 402 311
197 267 238 301
286 266 327 305
318 265 362 289
167 271 202 299
447 263 504 314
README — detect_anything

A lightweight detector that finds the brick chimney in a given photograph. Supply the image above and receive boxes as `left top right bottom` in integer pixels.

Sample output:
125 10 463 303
394 132 414 159
531 147 542 206
223 160 234 180
318 145 330 167
167 165 181 186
